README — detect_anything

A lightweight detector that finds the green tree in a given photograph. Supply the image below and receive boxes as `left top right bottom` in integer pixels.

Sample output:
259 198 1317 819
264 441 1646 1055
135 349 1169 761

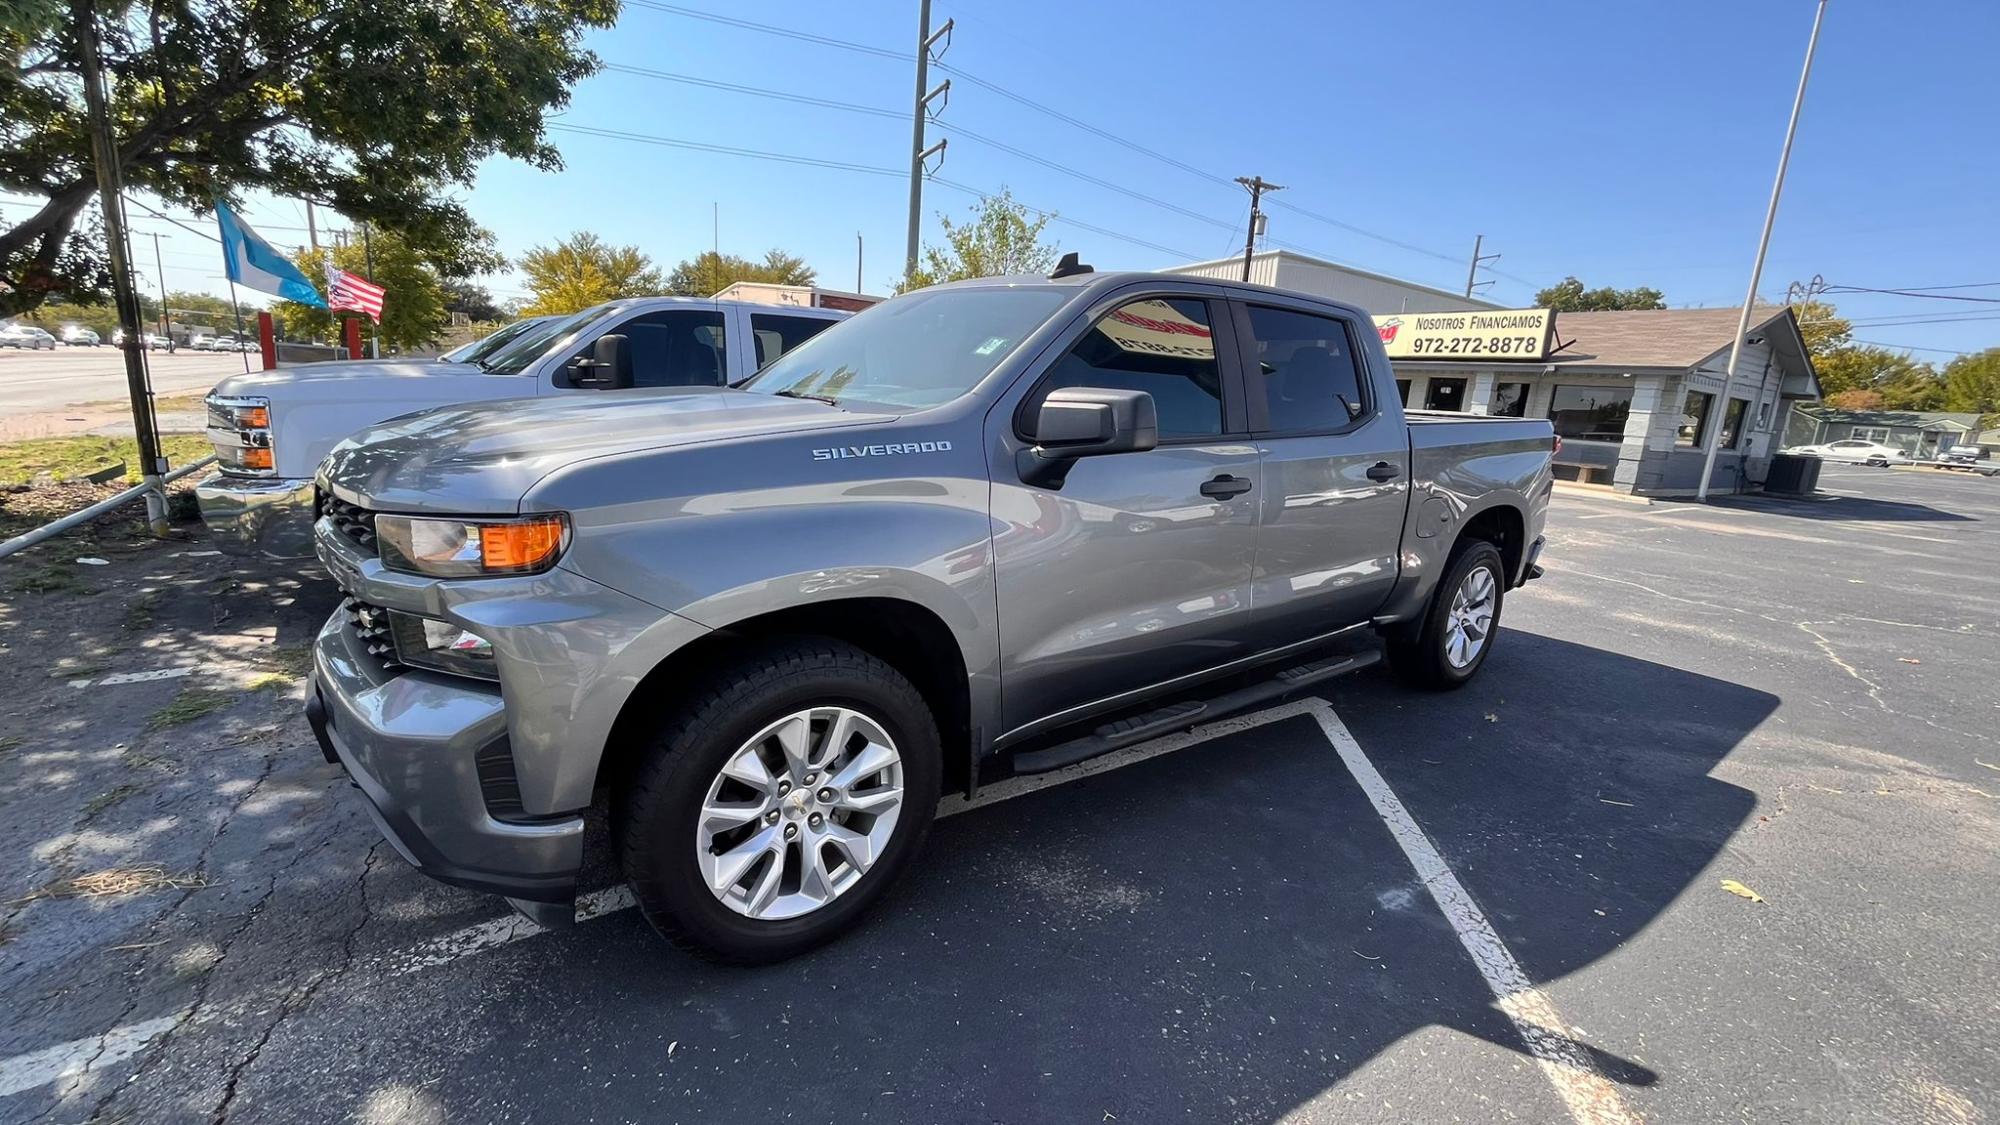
1941 348 2000 415
1823 388 1885 412
518 232 665 315
1812 345 1942 410
666 249 816 297
443 281 503 323
1533 276 1667 311
25 295 159 337
276 232 447 349
0 0 609 318
1792 299 1851 359
901 189 1058 293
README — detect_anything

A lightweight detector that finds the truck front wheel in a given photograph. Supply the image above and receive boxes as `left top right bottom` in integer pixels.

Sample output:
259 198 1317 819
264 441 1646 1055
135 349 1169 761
1385 539 1506 690
617 638 940 963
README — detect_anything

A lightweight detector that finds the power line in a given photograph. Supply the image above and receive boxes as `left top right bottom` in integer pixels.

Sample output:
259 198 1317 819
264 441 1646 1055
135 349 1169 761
1824 284 2000 305
929 177 1198 260
621 0 909 61
602 63 904 119
939 119 1237 234
547 122 904 177
120 195 221 243
627 4 1491 285
1850 339 1976 356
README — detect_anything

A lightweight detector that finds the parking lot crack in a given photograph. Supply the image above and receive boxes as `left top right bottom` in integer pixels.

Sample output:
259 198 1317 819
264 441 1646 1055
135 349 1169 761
1797 621 1888 711
210 842 378 1125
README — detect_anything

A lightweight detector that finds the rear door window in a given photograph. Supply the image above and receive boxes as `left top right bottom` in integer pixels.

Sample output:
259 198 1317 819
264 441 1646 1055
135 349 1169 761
1241 305 1368 432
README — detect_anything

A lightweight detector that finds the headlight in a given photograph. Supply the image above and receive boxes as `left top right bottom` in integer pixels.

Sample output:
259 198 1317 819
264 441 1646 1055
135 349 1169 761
207 394 274 476
386 612 499 681
374 514 569 577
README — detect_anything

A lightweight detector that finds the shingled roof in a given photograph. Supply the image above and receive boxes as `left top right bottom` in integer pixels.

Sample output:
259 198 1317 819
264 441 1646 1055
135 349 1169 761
1544 307 1800 369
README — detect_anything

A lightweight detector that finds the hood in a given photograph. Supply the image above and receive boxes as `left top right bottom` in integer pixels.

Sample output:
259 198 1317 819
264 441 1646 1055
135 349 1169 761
320 388 885 513
212 358 489 395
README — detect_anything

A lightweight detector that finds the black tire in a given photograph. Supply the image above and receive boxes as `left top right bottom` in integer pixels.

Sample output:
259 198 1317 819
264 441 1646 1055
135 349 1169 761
617 637 940 964
1385 539 1507 691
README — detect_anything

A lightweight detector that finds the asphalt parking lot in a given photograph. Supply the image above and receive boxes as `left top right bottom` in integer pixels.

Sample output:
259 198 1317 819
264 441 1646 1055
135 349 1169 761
0 347 248 438
1 464 1996 1124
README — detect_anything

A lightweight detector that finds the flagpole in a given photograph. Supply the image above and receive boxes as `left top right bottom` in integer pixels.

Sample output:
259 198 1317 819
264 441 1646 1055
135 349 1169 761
226 278 250 373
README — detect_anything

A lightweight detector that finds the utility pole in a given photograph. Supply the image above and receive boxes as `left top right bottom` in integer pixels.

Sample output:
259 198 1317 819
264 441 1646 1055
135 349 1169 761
362 221 380 359
856 232 864 293
148 231 171 340
1235 176 1283 282
305 199 319 249
1697 0 1827 502
1464 234 1501 297
904 0 951 285
72 0 167 535
712 202 718 256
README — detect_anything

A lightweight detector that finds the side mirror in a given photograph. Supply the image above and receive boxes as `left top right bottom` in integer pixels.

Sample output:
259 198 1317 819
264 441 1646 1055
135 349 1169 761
1019 387 1158 488
570 334 630 389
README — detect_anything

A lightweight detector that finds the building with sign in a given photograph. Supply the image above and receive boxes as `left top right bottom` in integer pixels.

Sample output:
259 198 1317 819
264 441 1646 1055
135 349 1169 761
1387 306 1821 496
1163 249 1499 315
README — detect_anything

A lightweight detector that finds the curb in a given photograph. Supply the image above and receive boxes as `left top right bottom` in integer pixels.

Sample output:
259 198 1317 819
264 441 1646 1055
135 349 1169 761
1551 481 1654 507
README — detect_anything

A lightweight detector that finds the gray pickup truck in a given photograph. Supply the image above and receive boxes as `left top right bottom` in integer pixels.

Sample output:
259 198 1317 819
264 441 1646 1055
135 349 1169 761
305 265 1553 962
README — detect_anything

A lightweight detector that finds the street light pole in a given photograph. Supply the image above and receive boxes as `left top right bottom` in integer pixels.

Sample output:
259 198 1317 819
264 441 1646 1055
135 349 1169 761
148 231 171 342
1697 0 1829 502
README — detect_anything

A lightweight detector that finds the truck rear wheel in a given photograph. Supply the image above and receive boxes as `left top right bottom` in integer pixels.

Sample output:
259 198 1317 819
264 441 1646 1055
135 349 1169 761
1385 539 1506 691
617 638 940 964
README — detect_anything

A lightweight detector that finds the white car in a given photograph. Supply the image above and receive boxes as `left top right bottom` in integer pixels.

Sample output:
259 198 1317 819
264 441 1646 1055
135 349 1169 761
0 324 58 350
62 326 101 346
189 334 218 351
1783 439 1910 467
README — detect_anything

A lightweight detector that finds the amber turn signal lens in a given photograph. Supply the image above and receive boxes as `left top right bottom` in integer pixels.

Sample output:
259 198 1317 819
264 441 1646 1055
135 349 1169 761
479 518 565 571
241 447 273 470
239 405 270 428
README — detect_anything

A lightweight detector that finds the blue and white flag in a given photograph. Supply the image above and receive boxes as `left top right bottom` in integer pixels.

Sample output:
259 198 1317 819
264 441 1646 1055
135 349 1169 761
216 199 326 308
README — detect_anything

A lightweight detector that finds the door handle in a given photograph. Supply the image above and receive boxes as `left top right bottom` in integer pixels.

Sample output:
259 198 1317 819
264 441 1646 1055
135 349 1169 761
1365 461 1401 482
1201 474 1254 499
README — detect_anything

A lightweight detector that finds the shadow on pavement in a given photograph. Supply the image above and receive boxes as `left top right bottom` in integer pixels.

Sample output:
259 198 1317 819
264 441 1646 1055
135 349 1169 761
1660 492 1978 524
222 630 1777 1124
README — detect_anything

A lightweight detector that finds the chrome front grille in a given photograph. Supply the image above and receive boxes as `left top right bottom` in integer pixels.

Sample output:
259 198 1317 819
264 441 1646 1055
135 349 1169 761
318 491 378 552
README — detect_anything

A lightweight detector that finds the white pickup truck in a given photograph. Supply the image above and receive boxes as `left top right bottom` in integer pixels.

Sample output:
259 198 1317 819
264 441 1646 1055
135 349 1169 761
196 297 849 556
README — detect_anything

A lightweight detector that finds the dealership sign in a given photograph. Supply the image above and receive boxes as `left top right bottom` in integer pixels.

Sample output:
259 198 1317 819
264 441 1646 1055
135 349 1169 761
1371 308 1556 360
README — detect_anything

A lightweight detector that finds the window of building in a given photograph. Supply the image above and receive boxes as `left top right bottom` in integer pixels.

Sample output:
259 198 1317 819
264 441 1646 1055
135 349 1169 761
1851 426 1891 443
1395 379 1411 405
1490 382 1530 418
1676 390 1715 447
1034 297 1223 439
750 313 836 369
1718 398 1749 448
1546 384 1634 442
1424 377 1468 412
1756 400 1772 429
1242 305 1366 432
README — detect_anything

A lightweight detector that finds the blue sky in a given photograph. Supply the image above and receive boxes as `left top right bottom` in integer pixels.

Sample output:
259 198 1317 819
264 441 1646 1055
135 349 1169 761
103 0 2000 360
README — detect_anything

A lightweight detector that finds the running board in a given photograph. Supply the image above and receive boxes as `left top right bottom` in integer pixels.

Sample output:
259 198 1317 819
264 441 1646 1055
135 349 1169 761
1010 648 1381 775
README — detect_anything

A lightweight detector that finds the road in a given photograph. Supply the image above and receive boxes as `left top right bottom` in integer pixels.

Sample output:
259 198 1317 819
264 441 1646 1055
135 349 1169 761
0 465 1995 1123
0 347 247 434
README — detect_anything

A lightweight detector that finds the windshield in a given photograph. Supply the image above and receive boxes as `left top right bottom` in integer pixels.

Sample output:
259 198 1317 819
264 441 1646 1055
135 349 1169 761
442 317 547 365
481 306 620 374
739 286 1071 410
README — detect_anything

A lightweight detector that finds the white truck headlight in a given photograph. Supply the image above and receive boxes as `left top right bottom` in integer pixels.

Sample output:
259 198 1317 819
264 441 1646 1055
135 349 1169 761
206 394 274 474
374 514 568 577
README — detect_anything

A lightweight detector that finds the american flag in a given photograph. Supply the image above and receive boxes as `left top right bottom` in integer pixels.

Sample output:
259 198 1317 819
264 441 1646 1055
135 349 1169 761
324 264 385 323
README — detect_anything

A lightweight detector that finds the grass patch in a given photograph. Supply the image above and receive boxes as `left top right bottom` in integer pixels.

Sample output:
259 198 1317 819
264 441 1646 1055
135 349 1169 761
147 688 233 730
124 588 165 631
8 562 90 596
83 783 139 817
0 735 23 755
256 644 314 680
7 865 207 904
247 671 297 692
0 433 210 488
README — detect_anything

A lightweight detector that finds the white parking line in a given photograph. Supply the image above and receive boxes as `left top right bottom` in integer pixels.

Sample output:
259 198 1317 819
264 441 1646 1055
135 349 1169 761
0 1014 183 1097
1310 706 1637 1125
68 666 206 690
3 697 1637 1122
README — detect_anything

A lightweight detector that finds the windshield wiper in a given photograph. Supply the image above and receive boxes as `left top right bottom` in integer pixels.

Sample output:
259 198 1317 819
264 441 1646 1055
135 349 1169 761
771 388 842 407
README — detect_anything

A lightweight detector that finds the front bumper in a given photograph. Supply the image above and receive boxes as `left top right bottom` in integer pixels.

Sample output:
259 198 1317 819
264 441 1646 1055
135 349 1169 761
196 472 316 558
307 611 585 904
